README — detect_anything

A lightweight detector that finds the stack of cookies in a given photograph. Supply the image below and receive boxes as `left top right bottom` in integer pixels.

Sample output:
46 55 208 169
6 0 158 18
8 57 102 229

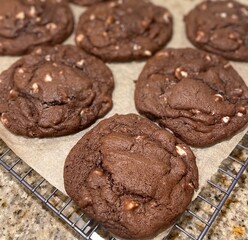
0 0 247 239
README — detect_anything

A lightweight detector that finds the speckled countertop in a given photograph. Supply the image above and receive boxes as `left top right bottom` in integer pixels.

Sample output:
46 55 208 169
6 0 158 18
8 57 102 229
0 138 247 240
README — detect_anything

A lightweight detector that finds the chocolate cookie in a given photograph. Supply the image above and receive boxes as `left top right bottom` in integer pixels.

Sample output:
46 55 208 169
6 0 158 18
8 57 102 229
135 48 248 147
0 0 74 56
64 114 198 239
0 45 114 138
75 0 173 62
185 0 248 61
70 0 108 6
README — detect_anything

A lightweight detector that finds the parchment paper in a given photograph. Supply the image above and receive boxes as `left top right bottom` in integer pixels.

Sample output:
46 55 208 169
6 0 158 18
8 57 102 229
0 0 247 215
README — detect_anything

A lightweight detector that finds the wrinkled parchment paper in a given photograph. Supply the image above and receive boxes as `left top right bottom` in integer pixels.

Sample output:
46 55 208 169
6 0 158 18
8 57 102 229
0 1 247 237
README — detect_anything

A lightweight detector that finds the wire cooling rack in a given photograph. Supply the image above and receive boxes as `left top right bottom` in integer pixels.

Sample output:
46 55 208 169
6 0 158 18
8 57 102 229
0 132 248 240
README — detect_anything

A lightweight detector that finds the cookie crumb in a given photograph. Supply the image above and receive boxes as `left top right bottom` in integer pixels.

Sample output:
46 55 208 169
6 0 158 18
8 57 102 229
238 106 246 114
32 83 39 93
76 59 85 67
106 15 114 25
18 68 24 74
175 68 188 78
192 109 201 114
228 33 236 40
80 109 85 116
29 6 36 16
9 89 18 97
156 51 169 57
76 34 84 43
1 116 9 125
195 31 205 42
205 55 211 61
102 31 108 37
133 44 141 51
224 63 231 69
46 22 57 31
214 94 224 102
188 183 194 188
220 12 227 18
233 88 243 95
93 169 103 176
124 200 139 210
82 196 91 204
45 55 51 61
36 17 41 22
90 14 96 20
176 145 187 156
222 116 230 124
163 12 170 23
181 70 188 78
16 12 25 20
44 74 52 82
135 135 144 140
149 201 158 208
144 50 152 56
35 48 42 54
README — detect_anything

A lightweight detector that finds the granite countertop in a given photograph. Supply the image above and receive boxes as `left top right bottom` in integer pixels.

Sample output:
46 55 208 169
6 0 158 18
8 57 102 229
0 139 247 240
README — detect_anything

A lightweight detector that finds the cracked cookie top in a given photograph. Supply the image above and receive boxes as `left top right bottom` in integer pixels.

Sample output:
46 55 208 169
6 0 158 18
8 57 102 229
135 48 248 147
0 45 114 138
185 0 248 61
64 113 198 239
75 0 173 62
0 0 74 56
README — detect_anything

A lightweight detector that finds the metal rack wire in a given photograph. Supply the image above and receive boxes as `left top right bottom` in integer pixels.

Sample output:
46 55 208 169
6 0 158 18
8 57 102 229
0 132 248 240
